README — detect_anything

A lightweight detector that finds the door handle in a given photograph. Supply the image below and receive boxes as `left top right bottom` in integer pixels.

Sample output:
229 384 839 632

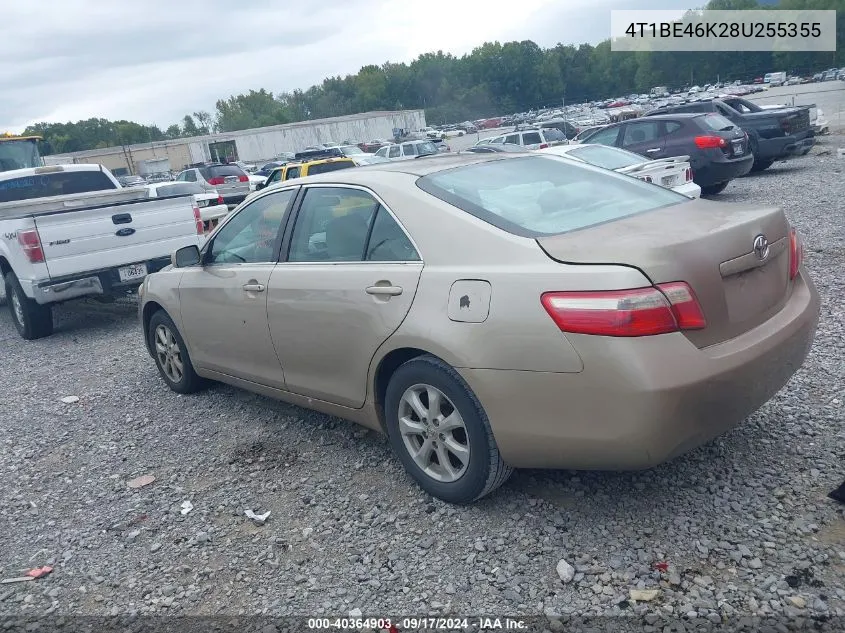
366 285 403 296
645 148 661 154
243 283 266 292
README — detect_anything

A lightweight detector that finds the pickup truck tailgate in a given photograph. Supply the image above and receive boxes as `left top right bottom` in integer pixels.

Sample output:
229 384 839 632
35 196 199 279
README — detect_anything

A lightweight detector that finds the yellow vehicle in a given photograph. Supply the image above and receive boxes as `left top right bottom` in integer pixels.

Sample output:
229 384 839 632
259 157 356 189
0 133 43 172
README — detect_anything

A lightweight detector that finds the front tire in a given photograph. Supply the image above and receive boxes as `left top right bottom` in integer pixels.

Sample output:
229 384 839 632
4 272 53 340
701 181 730 196
384 355 512 504
147 310 205 394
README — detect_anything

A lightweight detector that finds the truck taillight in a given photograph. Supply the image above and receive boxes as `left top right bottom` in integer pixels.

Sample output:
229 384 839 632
789 228 803 280
192 206 204 235
538 143 550 149
541 282 706 337
18 228 45 263
217 195 224 205
685 167 693 182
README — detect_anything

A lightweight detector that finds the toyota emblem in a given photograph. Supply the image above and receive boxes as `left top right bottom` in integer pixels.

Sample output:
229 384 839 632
753 234 769 261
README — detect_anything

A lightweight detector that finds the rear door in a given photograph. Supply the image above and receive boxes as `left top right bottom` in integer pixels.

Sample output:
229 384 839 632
619 120 666 158
266 185 423 408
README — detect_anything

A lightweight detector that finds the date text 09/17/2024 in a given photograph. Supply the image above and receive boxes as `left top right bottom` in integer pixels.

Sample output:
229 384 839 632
307 617 528 630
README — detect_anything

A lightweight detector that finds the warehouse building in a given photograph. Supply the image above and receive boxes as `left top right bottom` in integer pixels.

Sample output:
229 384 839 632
43 110 426 175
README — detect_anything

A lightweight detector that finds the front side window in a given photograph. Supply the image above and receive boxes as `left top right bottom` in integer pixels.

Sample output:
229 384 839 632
184 170 197 182
266 169 283 185
504 134 520 144
207 189 295 264
402 144 417 156
388 146 400 158
522 132 542 145
582 126 621 146
284 166 301 180
288 188 379 262
375 147 388 158
417 156 685 237
622 122 661 147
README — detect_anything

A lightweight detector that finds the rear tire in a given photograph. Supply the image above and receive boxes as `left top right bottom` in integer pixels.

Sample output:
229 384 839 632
384 354 512 504
148 310 205 394
4 272 53 340
751 158 774 172
701 181 730 196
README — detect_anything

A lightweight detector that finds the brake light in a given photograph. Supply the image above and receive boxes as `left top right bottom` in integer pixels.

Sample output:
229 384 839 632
540 282 705 337
694 135 727 149
539 143 550 149
207 177 225 185
17 228 45 263
789 228 803 280
238 175 249 182
217 195 224 206
685 167 693 182
192 206 204 235
780 118 791 133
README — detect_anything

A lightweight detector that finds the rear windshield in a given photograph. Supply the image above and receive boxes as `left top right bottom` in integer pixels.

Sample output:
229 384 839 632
307 161 355 175
205 165 246 177
417 156 685 237
155 183 204 196
0 170 117 203
567 145 644 170
699 114 736 131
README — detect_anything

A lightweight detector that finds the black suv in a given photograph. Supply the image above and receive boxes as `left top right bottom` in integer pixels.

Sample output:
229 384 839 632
579 112 753 195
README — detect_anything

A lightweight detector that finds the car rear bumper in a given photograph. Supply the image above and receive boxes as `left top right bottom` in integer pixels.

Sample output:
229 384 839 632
28 257 173 305
691 153 753 186
459 272 819 470
673 181 701 198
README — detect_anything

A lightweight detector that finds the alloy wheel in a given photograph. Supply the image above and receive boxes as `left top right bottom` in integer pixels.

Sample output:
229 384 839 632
154 324 184 383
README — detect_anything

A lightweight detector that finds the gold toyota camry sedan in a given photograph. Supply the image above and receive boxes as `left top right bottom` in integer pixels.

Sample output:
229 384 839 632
138 153 819 504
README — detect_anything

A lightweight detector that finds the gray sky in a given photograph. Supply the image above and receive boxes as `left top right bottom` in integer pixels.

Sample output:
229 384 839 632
1 0 696 132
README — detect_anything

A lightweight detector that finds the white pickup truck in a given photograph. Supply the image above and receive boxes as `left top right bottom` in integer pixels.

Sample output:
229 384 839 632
0 164 204 340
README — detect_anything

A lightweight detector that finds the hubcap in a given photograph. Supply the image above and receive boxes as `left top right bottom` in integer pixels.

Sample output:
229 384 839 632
154 325 184 383
10 289 24 327
398 384 470 483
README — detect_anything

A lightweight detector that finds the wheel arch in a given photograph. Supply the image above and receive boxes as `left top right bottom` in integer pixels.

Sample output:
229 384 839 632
141 301 169 355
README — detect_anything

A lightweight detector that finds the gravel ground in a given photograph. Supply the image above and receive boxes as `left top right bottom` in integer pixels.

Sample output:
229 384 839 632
1 138 843 630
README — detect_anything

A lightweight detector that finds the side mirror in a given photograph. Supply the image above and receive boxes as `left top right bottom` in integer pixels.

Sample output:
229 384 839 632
172 245 201 268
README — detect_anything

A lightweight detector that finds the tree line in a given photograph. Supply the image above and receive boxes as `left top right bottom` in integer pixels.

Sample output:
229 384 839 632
25 0 843 155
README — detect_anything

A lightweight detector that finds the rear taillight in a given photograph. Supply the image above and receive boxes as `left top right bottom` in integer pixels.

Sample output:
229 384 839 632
18 228 45 263
192 206 204 235
780 118 791 133
207 177 225 185
539 143 550 149
238 175 249 182
641 175 653 183
217 195 224 205
694 135 727 149
684 167 693 182
789 228 803 280
541 282 705 337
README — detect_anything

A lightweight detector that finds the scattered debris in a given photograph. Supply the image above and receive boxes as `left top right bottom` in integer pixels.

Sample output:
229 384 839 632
180 501 194 515
1 566 53 584
653 561 669 573
60 396 79 404
556 559 575 584
629 588 660 602
301 527 313 538
828 479 845 504
786 596 807 609
127 474 155 489
348 607 363 617
245 509 270 525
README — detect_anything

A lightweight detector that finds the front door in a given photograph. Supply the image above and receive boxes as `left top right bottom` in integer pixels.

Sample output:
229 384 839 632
267 186 423 408
178 188 297 387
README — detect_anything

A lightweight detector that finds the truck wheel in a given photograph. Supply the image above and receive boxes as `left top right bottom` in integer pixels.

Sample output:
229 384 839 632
751 159 774 172
148 310 205 394
4 272 53 340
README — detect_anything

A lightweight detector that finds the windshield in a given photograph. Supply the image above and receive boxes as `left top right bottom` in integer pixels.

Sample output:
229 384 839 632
542 128 566 141
340 145 364 155
568 145 644 170
205 165 246 177
0 139 42 172
417 156 685 237
0 170 117 203
307 161 355 175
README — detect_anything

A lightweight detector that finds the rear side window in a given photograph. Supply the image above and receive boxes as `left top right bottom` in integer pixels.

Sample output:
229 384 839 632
504 134 520 144
522 132 542 145
0 170 117 203
417 156 684 237
307 161 355 175
699 114 736 131
665 121 683 135
542 128 566 142
208 165 246 178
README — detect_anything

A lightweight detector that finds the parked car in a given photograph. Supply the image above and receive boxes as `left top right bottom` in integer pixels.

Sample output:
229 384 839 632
539 144 701 198
1 164 203 339
174 163 250 208
335 144 390 165
139 153 818 504
118 175 146 188
374 140 440 161
463 143 527 154
580 112 753 195
253 157 357 193
429 139 451 154
146 181 229 229
256 162 286 178
645 97 814 171
476 127 567 150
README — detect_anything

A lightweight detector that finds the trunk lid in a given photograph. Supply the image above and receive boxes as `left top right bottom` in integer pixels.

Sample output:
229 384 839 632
617 156 692 189
537 198 792 347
